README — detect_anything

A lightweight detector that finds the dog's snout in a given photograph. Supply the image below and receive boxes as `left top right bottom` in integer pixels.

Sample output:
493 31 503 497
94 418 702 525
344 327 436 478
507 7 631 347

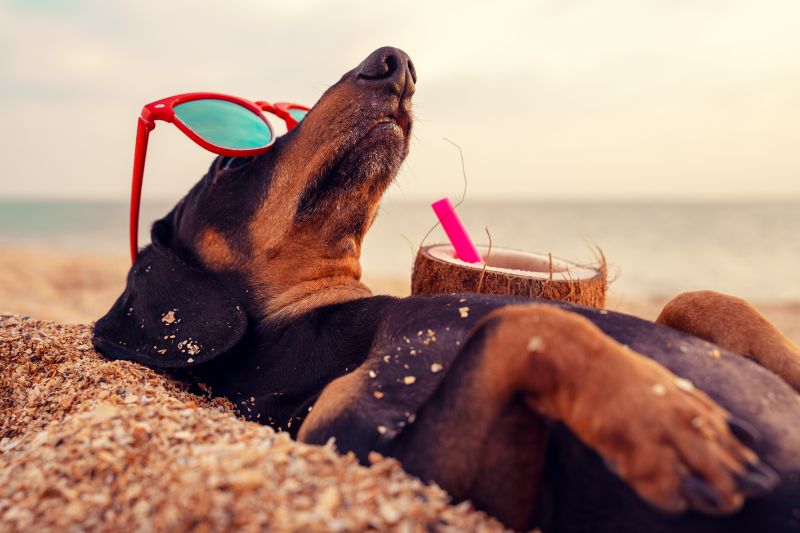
357 46 415 95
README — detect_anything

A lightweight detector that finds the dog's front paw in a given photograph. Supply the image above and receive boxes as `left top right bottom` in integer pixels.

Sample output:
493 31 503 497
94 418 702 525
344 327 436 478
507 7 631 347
581 358 778 515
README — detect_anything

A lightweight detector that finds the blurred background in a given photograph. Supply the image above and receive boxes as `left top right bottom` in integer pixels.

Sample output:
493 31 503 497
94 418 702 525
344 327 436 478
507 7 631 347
0 0 798 339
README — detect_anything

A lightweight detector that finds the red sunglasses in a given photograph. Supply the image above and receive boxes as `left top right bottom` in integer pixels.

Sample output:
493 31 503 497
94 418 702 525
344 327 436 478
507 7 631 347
129 92 310 262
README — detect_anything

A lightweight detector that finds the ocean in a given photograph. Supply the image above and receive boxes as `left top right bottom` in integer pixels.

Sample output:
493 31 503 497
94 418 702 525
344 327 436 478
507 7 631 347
1 200 798 302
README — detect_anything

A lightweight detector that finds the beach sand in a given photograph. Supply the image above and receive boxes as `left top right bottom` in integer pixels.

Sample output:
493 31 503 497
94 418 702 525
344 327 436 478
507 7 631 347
1 245 798 531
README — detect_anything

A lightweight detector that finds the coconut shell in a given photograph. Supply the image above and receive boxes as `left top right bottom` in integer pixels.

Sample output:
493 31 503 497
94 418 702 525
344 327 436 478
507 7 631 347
411 244 607 308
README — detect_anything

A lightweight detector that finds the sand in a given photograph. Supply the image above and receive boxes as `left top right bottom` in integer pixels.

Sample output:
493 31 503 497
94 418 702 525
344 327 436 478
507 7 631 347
1 245 798 531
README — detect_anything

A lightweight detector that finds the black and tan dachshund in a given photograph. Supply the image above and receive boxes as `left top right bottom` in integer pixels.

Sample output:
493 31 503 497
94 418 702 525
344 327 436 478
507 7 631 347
94 47 800 532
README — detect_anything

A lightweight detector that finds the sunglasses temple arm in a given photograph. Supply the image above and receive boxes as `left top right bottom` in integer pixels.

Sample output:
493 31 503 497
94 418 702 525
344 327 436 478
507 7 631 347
130 117 154 263
255 101 298 130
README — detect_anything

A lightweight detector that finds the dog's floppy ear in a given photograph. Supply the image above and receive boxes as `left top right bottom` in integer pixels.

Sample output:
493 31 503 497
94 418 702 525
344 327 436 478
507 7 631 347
93 217 247 369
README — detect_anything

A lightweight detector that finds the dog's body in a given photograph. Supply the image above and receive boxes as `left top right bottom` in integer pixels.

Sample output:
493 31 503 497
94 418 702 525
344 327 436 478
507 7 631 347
94 48 800 531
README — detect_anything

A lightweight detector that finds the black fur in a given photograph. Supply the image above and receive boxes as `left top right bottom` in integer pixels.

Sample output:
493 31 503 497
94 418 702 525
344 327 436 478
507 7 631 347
93 215 247 368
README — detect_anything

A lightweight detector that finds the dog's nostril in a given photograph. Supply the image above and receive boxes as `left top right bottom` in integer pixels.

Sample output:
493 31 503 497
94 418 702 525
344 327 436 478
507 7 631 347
382 54 398 79
359 51 399 80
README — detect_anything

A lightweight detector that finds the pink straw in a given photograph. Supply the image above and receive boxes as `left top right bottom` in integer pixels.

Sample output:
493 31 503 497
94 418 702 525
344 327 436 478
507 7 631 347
431 198 483 264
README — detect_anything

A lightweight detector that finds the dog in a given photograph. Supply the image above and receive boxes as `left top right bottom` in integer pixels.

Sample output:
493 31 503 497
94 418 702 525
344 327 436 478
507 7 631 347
93 47 800 532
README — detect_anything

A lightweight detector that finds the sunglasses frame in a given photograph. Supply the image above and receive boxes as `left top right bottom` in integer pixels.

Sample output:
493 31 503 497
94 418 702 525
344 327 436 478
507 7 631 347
130 92 309 262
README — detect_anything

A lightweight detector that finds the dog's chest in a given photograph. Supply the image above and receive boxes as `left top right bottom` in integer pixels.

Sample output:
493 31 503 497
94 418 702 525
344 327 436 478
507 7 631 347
308 295 505 459
365 322 466 437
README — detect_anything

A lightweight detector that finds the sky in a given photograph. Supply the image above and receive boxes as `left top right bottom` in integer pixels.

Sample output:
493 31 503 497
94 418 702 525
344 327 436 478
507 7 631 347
0 0 798 202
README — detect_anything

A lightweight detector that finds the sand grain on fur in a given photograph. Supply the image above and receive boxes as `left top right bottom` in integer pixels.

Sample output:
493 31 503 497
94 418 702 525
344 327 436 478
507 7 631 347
0 315 507 532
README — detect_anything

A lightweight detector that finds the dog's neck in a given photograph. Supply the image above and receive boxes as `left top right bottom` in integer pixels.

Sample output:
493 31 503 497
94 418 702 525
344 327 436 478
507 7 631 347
262 274 372 323
246 230 372 323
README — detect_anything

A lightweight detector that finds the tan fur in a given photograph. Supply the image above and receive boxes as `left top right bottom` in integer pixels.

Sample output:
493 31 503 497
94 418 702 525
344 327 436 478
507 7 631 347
657 290 800 392
196 228 237 271
247 223 372 320
297 367 366 442
247 88 355 254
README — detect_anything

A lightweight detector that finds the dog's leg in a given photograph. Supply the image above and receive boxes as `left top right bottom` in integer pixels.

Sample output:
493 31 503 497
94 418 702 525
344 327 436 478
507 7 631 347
389 305 774 524
656 290 800 392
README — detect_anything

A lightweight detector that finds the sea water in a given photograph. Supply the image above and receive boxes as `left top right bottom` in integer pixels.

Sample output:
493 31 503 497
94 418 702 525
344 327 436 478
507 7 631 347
1 200 798 301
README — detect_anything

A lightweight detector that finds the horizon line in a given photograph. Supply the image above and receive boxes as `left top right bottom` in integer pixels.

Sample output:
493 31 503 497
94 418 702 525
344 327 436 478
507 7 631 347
1 195 799 205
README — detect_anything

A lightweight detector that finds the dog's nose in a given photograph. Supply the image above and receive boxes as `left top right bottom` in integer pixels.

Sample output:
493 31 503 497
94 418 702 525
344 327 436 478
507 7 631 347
356 46 416 96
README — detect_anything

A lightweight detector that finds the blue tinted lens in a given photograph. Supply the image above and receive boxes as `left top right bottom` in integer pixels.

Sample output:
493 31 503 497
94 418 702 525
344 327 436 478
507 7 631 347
173 99 272 150
288 108 308 123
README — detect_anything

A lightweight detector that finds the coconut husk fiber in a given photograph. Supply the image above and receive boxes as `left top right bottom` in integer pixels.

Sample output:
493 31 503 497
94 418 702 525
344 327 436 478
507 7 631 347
0 315 507 532
412 244 607 309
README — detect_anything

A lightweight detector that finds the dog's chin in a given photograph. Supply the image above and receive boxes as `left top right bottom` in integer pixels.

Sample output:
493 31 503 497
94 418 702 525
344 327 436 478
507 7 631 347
364 119 408 156
370 120 405 140
344 121 408 186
